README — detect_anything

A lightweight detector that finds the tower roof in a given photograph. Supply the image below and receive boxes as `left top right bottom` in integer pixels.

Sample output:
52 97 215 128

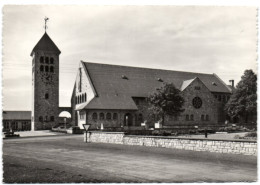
30 32 61 56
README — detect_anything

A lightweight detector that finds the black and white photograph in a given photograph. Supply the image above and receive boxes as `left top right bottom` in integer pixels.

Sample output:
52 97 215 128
1 3 258 183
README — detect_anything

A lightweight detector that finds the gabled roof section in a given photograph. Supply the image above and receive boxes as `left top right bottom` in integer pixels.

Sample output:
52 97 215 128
180 78 196 91
30 33 61 56
76 95 138 110
83 61 231 94
3 111 31 120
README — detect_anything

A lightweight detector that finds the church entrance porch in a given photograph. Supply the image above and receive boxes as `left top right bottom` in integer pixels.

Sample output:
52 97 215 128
124 113 133 126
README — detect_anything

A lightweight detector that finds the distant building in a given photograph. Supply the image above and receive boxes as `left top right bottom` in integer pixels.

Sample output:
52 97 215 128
71 62 233 129
2 111 31 132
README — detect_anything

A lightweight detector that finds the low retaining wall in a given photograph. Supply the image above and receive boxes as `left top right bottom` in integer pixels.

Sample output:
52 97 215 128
85 131 257 156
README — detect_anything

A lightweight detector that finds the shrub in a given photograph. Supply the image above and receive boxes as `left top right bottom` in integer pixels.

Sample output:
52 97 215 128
245 132 257 138
233 135 241 139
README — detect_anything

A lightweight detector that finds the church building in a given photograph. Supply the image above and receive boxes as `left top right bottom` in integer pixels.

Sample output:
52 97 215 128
71 61 232 130
28 28 233 131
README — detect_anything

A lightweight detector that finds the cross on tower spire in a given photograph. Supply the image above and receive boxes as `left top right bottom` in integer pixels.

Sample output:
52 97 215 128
44 17 49 32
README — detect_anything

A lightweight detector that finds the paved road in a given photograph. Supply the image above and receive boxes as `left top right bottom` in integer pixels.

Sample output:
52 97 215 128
3 135 257 183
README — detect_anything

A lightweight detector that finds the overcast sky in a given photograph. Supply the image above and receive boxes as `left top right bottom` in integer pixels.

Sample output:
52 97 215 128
2 5 257 110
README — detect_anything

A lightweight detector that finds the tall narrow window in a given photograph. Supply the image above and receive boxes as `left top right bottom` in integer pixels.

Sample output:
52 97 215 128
83 94 85 102
138 114 143 122
185 114 189 121
50 116 54 121
45 57 49 64
39 116 43 122
50 66 54 73
40 65 44 72
78 68 82 92
40 56 44 63
45 66 49 72
113 113 118 120
206 115 209 121
84 93 87 102
100 113 104 120
45 93 49 99
92 113 97 120
45 116 48 122
106 113 111 120
201 115 205 121
218 95 221 102
50 57 54 64
190 114 194 121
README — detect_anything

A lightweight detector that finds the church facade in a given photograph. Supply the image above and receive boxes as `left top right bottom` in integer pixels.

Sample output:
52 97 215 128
71 61 232 130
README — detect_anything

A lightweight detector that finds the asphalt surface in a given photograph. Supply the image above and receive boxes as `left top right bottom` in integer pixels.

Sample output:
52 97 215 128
3 135 257 183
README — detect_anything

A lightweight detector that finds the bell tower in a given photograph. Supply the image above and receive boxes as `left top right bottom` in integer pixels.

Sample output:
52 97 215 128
30 20 61 130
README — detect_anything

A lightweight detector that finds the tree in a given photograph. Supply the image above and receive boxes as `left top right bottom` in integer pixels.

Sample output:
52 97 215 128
148 83 185 124
225 69 257 123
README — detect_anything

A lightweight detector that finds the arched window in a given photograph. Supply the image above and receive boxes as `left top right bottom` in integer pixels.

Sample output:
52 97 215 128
100 113 104 120
39 116 43 122
45 57 49 64
50 66 54 73
106 113 111 120
45 93 49 99
190 114 194 121
201 115 205 121
50 57 54 64
50 116 54 121
206 115 209 121
45 116 48 122
138 114 143 122
84 93 87 102
185 114 189 121
45 66 49 72
40 56 44 63
92 113 97 120
40 65 44 72
113 113 118 120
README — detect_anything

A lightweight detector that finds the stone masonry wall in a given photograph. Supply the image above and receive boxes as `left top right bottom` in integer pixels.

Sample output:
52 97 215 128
33 51 60 130
86 132 257 156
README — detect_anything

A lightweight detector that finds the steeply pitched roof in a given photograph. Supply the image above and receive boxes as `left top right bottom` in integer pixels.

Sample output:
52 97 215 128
78 62 231 110
31 33 61 56
2 111 31 120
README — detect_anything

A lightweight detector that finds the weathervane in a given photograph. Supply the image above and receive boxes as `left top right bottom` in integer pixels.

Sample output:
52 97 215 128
44 17 49 32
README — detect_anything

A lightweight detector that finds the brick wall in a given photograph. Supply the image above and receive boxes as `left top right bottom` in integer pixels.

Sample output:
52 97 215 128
86 131 257 156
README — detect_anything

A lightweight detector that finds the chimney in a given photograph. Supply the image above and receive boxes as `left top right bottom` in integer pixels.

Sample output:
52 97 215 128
229 80 234 88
